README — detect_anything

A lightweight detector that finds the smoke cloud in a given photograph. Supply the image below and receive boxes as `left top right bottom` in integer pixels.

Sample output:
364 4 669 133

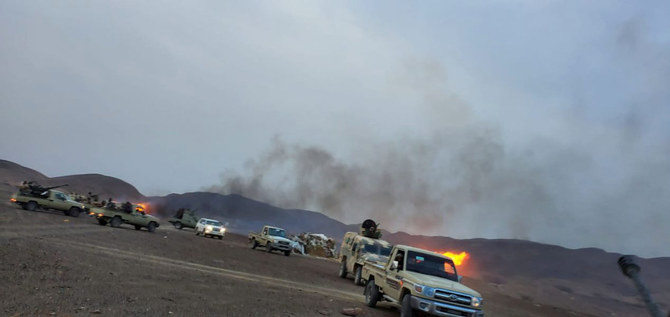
209 20 670 258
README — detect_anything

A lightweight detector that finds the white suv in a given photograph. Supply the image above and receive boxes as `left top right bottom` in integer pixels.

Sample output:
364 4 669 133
195 218 226 239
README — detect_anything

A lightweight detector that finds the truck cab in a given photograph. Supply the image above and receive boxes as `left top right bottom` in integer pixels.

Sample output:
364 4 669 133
362 245 484 317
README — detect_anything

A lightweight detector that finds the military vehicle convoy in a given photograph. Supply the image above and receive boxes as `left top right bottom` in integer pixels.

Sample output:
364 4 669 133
362 245 484 317
248 225 292 256
10 183 88 217
339 219 393 285
92 202 160 232
167 208 199 230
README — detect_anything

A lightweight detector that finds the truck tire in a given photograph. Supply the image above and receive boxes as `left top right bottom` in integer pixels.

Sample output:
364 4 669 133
110 216 122 228
26 201 37 211
98 218 108 226
147 222 157 233
195 229 200 236
284 250 291 256
401 293 414 317
266 243 272 253
68 207 81 218
20 203 28 210
250 239 258 249
174 222 183 230
354 266 363 285
338 260 347 278
365 280 380 307
134 225 142 230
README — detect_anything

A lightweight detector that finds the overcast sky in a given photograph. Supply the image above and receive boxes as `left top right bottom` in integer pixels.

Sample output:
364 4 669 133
2 1 669 256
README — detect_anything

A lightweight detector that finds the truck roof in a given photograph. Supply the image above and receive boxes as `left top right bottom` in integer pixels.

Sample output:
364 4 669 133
265 225 285 230
394 244 452 261
200 218 222 222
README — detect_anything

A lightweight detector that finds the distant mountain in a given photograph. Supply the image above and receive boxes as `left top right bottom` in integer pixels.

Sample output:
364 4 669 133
0 159 143 201
147 192 360 237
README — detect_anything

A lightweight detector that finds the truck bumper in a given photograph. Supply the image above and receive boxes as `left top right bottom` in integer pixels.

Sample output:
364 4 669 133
270 242 292 251
410 296 483 317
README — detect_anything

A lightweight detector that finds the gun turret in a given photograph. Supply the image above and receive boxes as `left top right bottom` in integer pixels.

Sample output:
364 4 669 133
618 255 666 317
43 184 69 191
360 219 382 239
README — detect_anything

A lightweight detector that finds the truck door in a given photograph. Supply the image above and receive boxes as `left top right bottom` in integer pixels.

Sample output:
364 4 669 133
52 192 68 210
385 248 406 300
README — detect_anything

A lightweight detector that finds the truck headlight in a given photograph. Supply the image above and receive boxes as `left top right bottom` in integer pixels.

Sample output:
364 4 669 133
205 225 213 232
471 297 482 307
414 285 435 297
221 228 226 233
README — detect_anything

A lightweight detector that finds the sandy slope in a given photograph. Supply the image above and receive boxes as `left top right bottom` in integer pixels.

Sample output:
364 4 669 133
0 204 598 317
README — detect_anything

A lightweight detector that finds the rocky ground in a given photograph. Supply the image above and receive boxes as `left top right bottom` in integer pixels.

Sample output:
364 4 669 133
0 202 637 316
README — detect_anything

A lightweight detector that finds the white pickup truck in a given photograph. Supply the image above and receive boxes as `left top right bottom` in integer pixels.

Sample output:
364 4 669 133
362 245 484 317
248 225 292 256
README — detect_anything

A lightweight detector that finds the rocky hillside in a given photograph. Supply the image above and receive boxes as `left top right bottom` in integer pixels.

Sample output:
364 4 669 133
0 159 143 201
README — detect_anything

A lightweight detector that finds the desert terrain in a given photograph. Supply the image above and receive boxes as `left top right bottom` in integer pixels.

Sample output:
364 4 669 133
2 204 593 317
1 160 669 316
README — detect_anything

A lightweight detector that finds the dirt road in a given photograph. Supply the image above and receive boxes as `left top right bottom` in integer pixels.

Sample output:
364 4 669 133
0 203 592 316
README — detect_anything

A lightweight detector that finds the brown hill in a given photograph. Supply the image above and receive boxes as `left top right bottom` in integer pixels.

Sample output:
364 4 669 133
0 159 143 202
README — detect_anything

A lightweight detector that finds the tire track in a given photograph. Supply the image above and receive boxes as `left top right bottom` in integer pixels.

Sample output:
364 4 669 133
49 238 365 302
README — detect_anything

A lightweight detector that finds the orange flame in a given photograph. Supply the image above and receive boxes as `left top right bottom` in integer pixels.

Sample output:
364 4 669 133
441 251 469 266
136 203 148 213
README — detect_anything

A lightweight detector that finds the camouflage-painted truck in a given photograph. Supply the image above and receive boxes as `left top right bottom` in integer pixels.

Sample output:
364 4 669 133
362 245 484 317
338 219 393 286
167 208 198 230
10 185 88 217
92 202 160 232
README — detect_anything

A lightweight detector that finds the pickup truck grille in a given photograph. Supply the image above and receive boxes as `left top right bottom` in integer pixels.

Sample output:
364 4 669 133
435 306 470 316
434 289 472 305
278 241 289 245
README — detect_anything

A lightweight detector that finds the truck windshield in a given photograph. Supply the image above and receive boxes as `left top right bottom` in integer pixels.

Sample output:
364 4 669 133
362 241 392 256
406 251 458 282
206 220 222 226
268 228 286 237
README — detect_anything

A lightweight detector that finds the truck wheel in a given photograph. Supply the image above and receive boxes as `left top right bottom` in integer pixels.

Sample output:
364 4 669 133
354 266 363 285
68 207 81 218
97 218 107 226
147 222 157 233
195 229 200 236
284 250 291 256
250 239 258 249
26 201 37 211
174 222 183 230
110 216 122 228
338 260 348 278
20 203 28 210
401 294 414 317
266 243 272 253
365 280 380 307
134 225 142 230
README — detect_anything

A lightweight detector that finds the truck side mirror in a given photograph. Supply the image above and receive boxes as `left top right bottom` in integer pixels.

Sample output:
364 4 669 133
391 260 398 270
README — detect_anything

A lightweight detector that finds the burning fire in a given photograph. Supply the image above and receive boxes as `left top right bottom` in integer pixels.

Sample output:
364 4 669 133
441 251 469 266
136 203 148 213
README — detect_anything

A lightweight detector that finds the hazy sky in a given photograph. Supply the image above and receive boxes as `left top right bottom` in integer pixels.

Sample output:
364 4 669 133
2 1 669 256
